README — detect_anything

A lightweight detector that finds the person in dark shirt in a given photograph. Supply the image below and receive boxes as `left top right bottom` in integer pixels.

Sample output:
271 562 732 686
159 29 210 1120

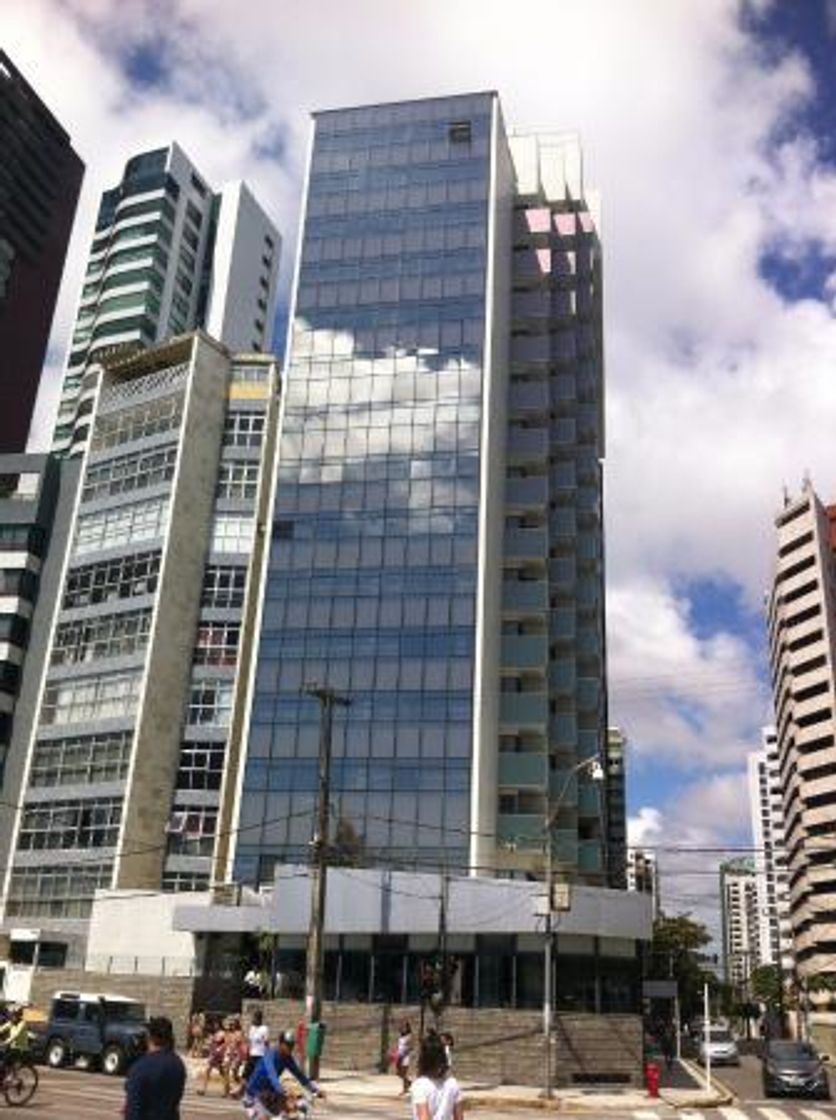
124 1016 186 1120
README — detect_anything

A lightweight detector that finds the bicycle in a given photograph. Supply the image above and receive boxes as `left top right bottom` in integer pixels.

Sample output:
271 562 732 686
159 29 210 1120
0 1055 39 1106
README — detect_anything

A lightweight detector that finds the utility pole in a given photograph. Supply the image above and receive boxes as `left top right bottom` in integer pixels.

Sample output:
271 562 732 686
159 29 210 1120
303 683 350 1079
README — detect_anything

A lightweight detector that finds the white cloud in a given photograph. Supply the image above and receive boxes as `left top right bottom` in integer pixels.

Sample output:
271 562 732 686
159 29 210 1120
6 0 836 866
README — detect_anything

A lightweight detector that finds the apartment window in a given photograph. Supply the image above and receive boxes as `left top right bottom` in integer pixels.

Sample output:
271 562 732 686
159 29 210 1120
264 234 274 251
176 270 193 295
254 318 265 335
91 392 183 451
6 863 113 919
51 609 153 666
185 200 203 229
82 445 177 502
190 173 207 198
223 412 265 449
449 120 472 143
171 293 190 319
182 226 199 252
162 871 209 892
231 364 269 384
166 805 217 857
210 514 254 554
18 797 123 851
216 461 260 500
63 551 161 609
175 741 226 791
187 679 233 727
73 497 169 557
41 670 143 726
193 622 240 666
201 565 247 609
29 732 133 788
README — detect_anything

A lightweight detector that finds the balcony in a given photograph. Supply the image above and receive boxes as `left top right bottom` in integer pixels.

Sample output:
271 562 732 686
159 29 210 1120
578 840 604 874
550 610 576 642
504 527 547 562
506 428 549 463
511 335 551 366
508 380 550 414
502 579 548 614
577 783 603 817
496 813 543 846
550 713 577 747
549 660 576 696
550 508 576 539
498 752 548 789
505 476 548 509
499 692 548 728
501 633 547 670
548 770 578 803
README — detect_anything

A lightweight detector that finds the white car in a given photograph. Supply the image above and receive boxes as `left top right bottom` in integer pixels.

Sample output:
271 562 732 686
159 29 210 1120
698 1026 740 1066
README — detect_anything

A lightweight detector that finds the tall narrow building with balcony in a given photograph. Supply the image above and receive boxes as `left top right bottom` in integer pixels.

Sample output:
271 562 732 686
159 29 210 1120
747 727 793 979
0 333 279 959
52 144 279 456
0 51 84 450
767 480 836 1042
233 93 606 888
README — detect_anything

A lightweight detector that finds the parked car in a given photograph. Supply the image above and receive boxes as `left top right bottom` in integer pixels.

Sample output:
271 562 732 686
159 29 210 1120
762 1040 831 1099
43 991 147 1075
698 1025 740 1066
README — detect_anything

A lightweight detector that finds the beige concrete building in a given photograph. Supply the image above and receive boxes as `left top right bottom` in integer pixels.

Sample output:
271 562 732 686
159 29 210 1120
0 332 279 967
767 481 836 1040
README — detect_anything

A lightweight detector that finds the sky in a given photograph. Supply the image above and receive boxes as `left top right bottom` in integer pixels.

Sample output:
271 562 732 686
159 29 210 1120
7 0 836 934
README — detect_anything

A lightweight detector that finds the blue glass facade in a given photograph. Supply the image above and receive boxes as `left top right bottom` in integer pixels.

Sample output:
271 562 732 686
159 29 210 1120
237 94 500 883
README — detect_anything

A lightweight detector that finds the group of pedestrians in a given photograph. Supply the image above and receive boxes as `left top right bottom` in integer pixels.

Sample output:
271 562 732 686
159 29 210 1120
124 1007 460 1120
393 1018 462 1120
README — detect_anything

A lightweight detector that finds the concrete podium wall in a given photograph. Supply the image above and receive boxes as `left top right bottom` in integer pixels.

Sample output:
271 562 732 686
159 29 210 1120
246 998 644 1087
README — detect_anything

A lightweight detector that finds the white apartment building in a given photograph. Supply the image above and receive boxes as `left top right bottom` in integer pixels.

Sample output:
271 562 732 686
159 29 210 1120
767 484 836 974
627 847 658 915
720 857 761 987
767 481 836 1043
53 143 280 456
747 728 794 978
1 332 279 967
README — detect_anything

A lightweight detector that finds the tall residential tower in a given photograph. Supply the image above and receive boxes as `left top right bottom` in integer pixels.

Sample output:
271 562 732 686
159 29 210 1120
53 144 279 456
747 728 793 978
1 333 279 961
233 93 607 887
767 481 836 1039
0 51 84 450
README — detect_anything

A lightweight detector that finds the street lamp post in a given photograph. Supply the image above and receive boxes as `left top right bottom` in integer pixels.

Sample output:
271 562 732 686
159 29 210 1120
543 755 605 1099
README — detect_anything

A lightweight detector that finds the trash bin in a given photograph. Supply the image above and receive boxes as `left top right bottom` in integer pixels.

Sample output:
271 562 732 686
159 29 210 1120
306 1021 327 1061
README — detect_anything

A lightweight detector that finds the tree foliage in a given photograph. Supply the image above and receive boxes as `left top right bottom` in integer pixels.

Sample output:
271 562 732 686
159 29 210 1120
648 912 715 1021
750 964 784 1010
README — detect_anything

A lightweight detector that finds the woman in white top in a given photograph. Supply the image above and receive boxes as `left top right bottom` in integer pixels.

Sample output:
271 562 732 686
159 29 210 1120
410 1033 463 1120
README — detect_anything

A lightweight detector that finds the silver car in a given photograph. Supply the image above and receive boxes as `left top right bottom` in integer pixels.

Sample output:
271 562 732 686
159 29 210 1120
698 1027 740 1066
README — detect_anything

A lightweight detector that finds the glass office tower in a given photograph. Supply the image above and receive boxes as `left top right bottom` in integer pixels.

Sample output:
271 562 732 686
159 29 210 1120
234 93 607 886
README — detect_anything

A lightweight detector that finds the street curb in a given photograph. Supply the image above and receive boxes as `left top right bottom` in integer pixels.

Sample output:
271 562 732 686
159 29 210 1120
463 1094 671 1113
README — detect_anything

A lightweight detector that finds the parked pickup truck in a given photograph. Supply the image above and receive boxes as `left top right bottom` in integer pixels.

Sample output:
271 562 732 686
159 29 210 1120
43 991 147 1075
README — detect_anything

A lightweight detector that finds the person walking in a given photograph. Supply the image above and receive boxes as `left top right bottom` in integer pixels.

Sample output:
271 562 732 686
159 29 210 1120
410 1032 462 1120
244 1009 270 1081
124 1016 186 1120
394 1018 414 1095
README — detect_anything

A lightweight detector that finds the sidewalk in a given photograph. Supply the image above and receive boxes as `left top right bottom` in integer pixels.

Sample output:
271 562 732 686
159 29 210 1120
184 1057 733 1112
314 1065 733 1112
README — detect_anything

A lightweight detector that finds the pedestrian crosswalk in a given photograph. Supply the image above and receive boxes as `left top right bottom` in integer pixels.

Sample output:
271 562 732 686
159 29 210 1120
637 1108 835 1120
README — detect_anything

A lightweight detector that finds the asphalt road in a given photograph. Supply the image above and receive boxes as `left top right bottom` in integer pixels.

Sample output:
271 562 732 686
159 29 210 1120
19 1066 545 1119
697 1052 836 1104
